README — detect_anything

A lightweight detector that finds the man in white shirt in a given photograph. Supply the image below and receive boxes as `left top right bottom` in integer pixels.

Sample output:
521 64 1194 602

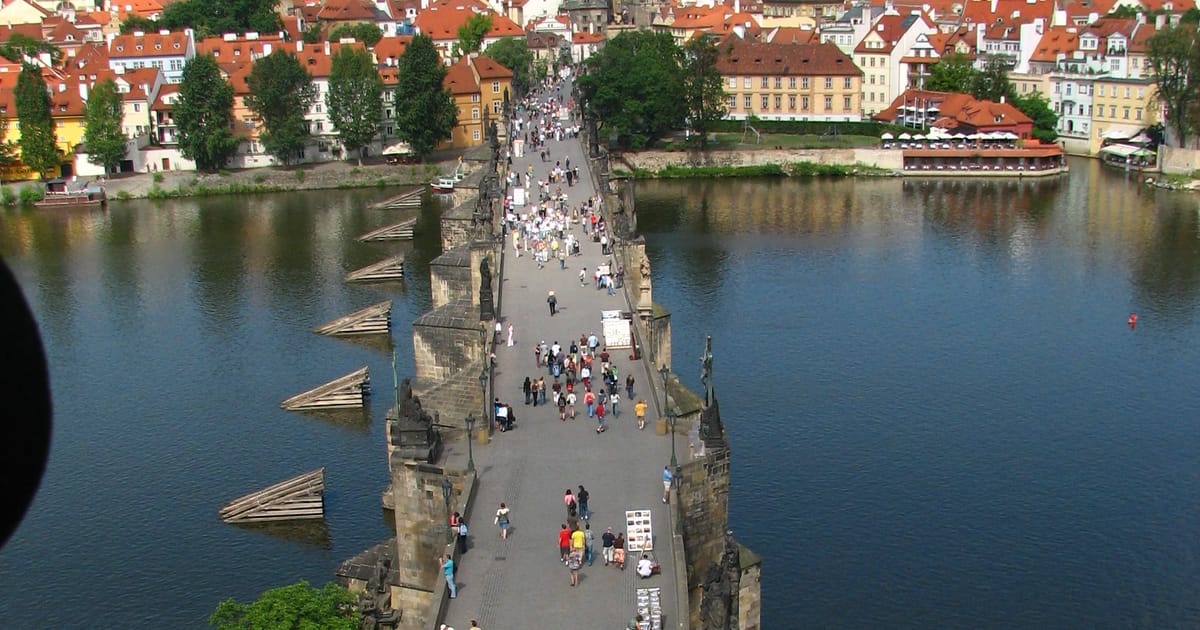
636 554 653 578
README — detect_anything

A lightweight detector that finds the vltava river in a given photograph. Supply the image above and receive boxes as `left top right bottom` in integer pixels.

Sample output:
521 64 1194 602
1 157 1197 627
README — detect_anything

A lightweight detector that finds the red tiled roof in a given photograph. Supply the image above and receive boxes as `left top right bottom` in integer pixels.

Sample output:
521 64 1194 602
1029 26 1078 63
716 38 862 76
196 33 286 61
109 32 190 58
443 55 478 94
372 35 412 63
471 54 512 79
415 7 524 42
317 0 380 22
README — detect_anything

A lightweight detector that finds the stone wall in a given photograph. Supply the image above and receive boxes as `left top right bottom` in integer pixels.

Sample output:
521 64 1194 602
430 247 473 309
412 299 489 423
1159 145 1200 175
678 446 732 627
649 305 672 373
614 147 904 173
390 462 465 630
738 553 762 630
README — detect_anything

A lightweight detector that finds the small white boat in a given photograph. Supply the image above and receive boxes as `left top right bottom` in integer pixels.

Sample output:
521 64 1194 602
430 177 456 194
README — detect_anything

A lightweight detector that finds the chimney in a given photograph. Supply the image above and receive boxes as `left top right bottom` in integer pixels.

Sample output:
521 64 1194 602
1155 13 1166 29
324 40 330 55
1000 94 1005 103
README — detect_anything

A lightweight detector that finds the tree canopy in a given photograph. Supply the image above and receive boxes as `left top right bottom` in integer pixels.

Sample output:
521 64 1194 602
1145 25 1200 146
159 0 281 39
925 52 1056 142
15 64 59 178
83 78 126 174
579 30 685 149
394 34 457 158
924 53 977 94
209 580 357 630
175 54 239 171
246 51 317 165
328 23 382 46
484 37 533 96
455 14 493 57
327 46 383 164
681 36 727 148
1011 91 1058 142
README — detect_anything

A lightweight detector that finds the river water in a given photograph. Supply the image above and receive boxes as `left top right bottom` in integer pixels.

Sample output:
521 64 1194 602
0 158 1197 627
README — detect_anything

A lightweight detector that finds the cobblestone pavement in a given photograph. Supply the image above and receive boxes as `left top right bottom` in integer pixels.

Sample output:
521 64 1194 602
440 83 680 630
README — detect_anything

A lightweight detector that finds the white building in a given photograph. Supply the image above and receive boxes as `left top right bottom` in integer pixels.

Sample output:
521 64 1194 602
107 29 195 84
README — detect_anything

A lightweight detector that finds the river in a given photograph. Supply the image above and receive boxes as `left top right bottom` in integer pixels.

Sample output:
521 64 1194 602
0 158 1197 627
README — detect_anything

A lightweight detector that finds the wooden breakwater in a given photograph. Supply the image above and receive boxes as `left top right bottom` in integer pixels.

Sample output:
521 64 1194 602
313 301 392 337
280 366 371 411
219 467 325 523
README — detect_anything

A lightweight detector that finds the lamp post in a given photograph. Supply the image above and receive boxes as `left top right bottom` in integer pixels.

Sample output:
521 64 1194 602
658 365 678 472
464 413 476 472
441 477 453 544
480 365 491 436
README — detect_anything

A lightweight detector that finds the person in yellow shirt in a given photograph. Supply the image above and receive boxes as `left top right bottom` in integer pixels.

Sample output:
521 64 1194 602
570 526 586 560
635 399 648 430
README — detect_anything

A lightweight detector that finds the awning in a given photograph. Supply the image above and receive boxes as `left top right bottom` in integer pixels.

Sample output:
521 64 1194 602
1099 143 1142 158
881 132 894 140
383 142 412 155
1103 129 1132 140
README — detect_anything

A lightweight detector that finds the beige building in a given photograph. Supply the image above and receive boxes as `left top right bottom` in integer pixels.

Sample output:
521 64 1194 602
1090 76 1157 154
715 37 864 121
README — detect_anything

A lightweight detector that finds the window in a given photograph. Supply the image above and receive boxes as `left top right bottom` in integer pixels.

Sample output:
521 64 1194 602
761 77 769 88
1125 87 1131 98
844 76 852 89
316 121 323 131
387 126 393 135
844 95 851 111
133 103 140 112
729 77 737 88
728 95 736 109
761 95 769 109
492 81 500 93
1110 105 1116 117
1098 85 1105 97
774 95 781 109
789 95 796 110
743 77 751 88
315 104 321 113
744 95 751 108
1123 106 1130 119
788 77 796 89
869 75 875 85
473 129 480 140
1136 107 1143 120
824 95 832 111
774 77 782 89
471 94 480 103
802 77 809 89
472 107 480 119
824 77 833 89
802 96 809 110
493 101 502 113
1137 87 1144 99
386 109 392 118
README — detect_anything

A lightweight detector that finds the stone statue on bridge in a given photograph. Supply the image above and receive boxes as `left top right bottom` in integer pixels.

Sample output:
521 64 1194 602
479 257 495 321
391 378 442 463
700 530 742 630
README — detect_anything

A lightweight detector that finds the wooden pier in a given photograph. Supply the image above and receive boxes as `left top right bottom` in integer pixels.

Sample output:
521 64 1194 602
345 254 405 282
313 300 392 337
280 366 370 411
219 468 326 523
371 188 423 209
357 218 417 242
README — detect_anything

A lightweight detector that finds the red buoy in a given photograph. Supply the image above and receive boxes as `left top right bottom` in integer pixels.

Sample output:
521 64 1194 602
1128 313 1138 328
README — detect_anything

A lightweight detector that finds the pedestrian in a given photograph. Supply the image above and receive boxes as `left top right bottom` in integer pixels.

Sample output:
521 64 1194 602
583 523 596 566
564 489 577 517
626 374 635 399
635 399 648 430
577 485 590 520
457 518 468 554
571 523 585 559
610 392 620 417
558 524 571 563
530 378 540 407
559 248 566 269
567 549 582 587
662 466 673 503
547 290 557 316
580 364 591 390
507 323 514 347
626 614 644 630
470 621 482 630
595 401 606 433
566 390 577 419
557 392 567 420
442 554 457 598
534 343 542 368
613 533 626 570
538 376 547 404
580 267 587 286
494 502 511 539
584 389 595 417
523 376 532 405
602 526 615 566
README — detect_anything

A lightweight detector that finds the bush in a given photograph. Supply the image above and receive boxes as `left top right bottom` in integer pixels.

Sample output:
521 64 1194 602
116 190 131 200
18 185 44 205
295 169 306 182
656 164 786 178
152 172 164 184
1 186 15 206
350 167 361 175
218 169 231 177
253 173 266 184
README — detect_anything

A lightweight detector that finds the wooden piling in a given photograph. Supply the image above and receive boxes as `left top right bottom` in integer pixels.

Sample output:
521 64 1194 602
370 188 423 210
357 219 417 242
345 254 405 283
280 366 370 411
313 301 392 337
219 468 325 523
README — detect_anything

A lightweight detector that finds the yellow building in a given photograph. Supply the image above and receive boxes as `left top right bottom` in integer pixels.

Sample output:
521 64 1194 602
1090 76 1157 154
0 71 88 180
443 55 513 148
716 38 863 121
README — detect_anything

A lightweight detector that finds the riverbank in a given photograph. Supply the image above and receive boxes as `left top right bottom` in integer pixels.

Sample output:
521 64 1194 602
614 161 897 179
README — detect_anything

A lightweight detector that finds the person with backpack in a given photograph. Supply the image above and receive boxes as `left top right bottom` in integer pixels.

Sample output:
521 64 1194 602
564 489 577 518
494 502 510 539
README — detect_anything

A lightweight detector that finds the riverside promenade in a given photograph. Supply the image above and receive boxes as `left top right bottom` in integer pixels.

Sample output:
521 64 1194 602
439 90 681 629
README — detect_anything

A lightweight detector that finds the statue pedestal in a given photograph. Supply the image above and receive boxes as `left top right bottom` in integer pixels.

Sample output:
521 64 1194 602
638 285 651 311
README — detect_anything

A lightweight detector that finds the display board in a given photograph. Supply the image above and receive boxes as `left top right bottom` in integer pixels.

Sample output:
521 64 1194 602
511 186 526 207
625 508 653 551
636 587 663 630
602 310 631 349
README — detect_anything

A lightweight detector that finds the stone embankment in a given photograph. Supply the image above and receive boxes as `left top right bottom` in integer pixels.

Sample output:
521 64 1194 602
613 146 903 174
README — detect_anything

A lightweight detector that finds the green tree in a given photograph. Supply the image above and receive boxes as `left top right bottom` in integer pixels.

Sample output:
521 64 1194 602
328 23 382 46
246 51 317 165
1146 25 1199 147
209 580 356 630
160 0 281 39
175 54 239 171
327 46 383 164
302 24 322 44
455 14 493 57
394 34 456 159
119 15 158 34
485 37 533 96
0 33 62 66
579 30 685 149
15 64 59 178
83 79 126 174
0 118 16 169
925 53 978 93
681 35 726 148
971 54 1016 102
1011 91 1058 142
